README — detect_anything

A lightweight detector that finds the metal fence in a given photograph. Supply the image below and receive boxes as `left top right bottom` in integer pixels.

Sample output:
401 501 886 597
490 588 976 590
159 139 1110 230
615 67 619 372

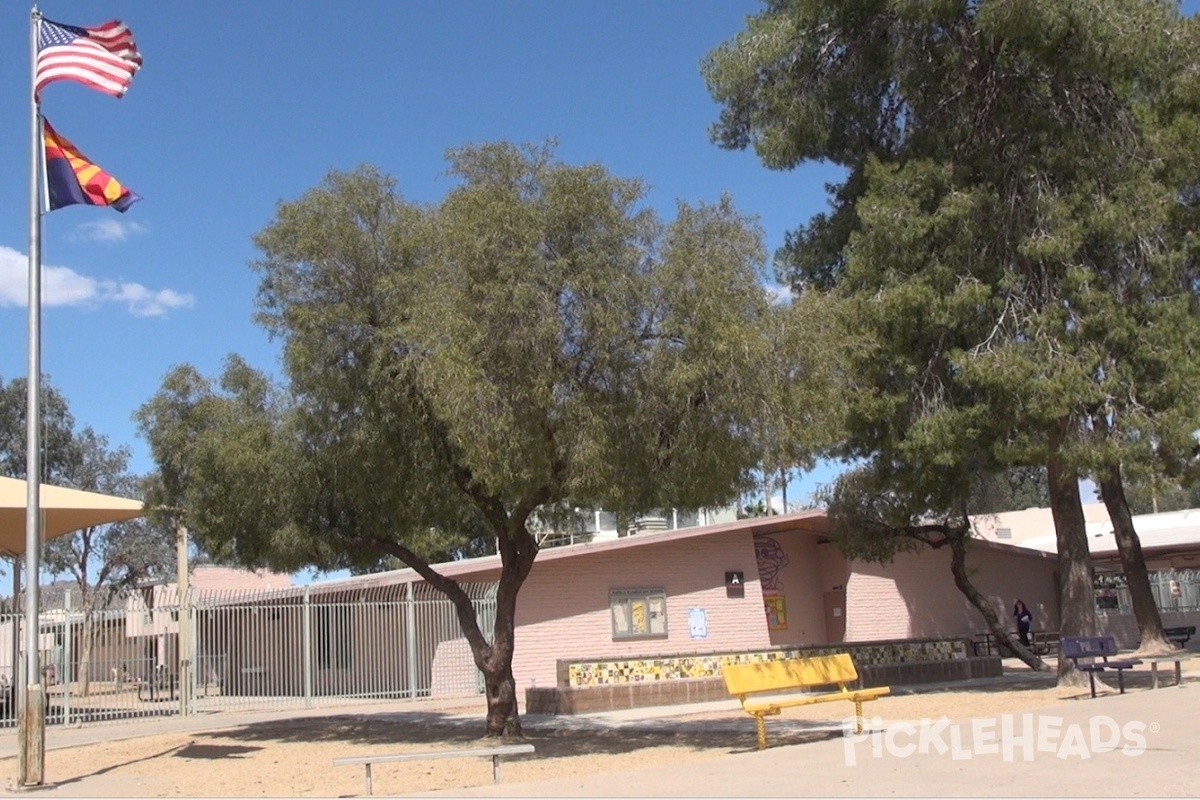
1096 568 1200 612
0 580 497 729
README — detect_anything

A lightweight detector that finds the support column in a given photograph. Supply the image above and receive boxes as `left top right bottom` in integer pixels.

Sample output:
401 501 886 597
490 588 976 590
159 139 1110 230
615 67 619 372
404 582 417 699
302 586 313 708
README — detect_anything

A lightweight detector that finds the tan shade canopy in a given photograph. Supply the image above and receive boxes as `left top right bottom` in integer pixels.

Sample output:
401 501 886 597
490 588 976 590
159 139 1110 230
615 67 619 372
0 475 145 557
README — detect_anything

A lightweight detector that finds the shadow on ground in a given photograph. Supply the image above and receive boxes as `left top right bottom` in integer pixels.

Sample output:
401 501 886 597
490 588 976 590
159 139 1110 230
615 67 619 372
187 710 842 759
49 745 186 789
174 743 262 760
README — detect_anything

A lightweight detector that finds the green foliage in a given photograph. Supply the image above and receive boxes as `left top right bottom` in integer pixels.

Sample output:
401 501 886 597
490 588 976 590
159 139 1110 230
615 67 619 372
0 374 81 481
42 429 176 601
705 0 1200 516
819 463 959 564
2 373 173 597
968 467 1051 515
1120 474 1200 516
136 141 785 577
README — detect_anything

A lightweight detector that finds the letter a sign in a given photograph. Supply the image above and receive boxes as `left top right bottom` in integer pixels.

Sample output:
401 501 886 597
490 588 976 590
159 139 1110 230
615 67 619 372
725 571 745 598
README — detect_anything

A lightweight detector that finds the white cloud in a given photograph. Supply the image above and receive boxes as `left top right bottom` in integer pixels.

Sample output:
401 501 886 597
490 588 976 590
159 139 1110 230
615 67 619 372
0 247 29 306
0 245 195 317
97 281 194 317
765 283 793 305
70 219 148 243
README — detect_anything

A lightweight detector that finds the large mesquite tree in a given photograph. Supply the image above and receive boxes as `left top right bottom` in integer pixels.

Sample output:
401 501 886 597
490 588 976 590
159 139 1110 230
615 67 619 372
136 142 796 736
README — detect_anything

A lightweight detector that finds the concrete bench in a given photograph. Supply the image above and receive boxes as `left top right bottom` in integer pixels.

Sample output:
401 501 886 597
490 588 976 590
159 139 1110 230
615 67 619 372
332 743 535 796
721 653 890 750
1141 652 1194 689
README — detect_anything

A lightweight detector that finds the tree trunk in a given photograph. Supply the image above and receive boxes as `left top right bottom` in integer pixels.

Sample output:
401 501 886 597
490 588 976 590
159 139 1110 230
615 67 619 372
476 526 537 739
78 615 95 698
947 534 1047 670
371 531 533 739
1046 439 1097 685
474 571 523 739
443 583 524 739
1097 463 1172 655
481 654 523 739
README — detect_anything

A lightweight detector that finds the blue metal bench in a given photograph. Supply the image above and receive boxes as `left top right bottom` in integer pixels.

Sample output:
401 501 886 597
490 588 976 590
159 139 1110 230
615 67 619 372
1061 636 1142 698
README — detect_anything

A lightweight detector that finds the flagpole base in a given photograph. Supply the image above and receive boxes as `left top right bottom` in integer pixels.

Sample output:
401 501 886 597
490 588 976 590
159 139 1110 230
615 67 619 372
15 684 47 789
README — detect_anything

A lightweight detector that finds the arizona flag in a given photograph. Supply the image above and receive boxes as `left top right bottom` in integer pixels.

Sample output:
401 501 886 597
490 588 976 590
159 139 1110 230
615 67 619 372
42 119 139 213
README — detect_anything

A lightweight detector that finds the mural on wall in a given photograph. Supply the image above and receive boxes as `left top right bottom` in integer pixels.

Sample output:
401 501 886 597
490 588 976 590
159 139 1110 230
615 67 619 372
754 534 791 631
763 592 787 630
753 534 789 590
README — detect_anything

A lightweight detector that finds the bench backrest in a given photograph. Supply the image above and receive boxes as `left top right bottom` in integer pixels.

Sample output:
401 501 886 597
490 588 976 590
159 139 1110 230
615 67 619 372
1164 625 1195 636
721 653 859 696
1061 635 1119 659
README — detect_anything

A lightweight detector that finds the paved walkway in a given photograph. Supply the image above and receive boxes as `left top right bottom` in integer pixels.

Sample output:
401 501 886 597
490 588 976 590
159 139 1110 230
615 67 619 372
0 661 1191 797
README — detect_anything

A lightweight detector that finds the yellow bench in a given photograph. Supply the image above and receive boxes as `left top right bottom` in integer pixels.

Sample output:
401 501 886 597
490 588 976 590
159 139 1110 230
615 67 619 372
721 653 891 749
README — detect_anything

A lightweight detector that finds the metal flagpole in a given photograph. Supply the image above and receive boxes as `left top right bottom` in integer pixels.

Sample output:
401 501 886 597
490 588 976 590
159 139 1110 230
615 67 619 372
176 526 192 717
19 4 48 789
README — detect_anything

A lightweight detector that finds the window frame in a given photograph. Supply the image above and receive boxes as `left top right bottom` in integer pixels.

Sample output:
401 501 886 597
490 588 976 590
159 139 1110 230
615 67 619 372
609 587 668 641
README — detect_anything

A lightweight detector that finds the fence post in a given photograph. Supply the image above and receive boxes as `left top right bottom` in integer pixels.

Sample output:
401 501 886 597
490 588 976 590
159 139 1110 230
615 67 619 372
302 586 313 708
9 558 18 689
189 595 199 712
405 582 417 699
61 589 71 726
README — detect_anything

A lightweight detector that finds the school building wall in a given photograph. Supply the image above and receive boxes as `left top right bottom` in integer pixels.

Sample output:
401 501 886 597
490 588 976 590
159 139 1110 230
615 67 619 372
843 543 1059 641
507 531 773 690
754 530 839 647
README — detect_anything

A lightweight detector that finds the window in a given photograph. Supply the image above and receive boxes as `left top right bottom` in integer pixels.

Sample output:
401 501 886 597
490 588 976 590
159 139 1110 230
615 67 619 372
610 588 668 640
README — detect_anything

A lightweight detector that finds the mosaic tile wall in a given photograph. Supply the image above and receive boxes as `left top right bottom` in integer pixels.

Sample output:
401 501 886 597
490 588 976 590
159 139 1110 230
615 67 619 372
565 638 969 687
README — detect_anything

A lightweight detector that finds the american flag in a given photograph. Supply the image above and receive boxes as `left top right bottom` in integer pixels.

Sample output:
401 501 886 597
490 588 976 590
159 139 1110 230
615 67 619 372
35 17 142 99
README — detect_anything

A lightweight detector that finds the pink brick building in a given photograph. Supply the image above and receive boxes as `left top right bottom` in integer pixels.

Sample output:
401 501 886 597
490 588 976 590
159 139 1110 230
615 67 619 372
330 509 1060 690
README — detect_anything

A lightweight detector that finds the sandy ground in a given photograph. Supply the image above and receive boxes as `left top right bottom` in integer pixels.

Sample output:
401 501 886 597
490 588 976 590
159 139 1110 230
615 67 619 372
6 664 1183 798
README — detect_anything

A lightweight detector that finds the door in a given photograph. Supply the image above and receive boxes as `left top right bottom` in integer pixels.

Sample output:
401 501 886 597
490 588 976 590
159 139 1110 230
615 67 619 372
823 589 846 644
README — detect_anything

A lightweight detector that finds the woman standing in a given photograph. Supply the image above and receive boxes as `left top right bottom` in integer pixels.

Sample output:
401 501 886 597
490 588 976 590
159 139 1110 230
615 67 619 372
1013 600 1033 647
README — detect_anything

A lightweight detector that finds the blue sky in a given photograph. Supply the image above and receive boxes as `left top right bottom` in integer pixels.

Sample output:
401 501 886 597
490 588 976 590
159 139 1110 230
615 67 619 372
0 1 849 513
8 1 1197 526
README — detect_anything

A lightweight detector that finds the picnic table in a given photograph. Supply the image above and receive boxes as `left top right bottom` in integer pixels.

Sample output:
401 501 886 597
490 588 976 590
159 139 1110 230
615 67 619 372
972 630 1060 657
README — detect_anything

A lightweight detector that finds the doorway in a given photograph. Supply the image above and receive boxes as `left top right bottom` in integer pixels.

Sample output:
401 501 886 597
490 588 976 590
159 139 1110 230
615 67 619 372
823 589 846 644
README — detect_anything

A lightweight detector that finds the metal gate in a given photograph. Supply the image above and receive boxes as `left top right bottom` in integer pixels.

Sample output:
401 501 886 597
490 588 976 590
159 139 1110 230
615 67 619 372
0 580 498 729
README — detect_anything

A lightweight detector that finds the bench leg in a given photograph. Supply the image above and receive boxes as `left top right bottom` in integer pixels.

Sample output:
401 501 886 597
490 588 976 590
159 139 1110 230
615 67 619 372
1116 669 1126 695
755 714 768 751
364 763 373 797
1152 663 1160 691
854 699 864 734
1088 671 1096 699
492 754 500 785
1176 661 1183 687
